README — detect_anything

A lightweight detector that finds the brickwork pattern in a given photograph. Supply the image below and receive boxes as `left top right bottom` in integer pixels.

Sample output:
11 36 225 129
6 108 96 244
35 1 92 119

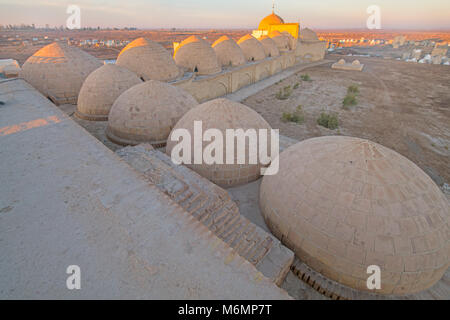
174 36 222 75
20 42 102 104
107 80 198 146
116 38 181 81
259 36 280 58
166 98 273 188
76 64 142 121
212 36 247 68
260 136 449 295
300 28 319 41
269 31 290 52
292 259 450 300
237 35 267 62
116 144 294 283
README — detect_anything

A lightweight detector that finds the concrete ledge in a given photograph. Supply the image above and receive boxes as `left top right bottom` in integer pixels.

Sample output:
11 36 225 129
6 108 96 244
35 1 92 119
116 144 295 285
0 79 291 299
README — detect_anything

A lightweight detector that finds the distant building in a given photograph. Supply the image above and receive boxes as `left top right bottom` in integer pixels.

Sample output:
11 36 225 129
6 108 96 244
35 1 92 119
392 35 406 48
0 59 21 78
251 9 299 49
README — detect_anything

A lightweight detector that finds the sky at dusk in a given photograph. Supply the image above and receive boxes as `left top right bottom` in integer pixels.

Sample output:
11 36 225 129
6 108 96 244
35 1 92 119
1 0 449 30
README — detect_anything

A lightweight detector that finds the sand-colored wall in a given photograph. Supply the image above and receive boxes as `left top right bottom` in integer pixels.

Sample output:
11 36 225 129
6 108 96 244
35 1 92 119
173 51 298 103
295 41 327 63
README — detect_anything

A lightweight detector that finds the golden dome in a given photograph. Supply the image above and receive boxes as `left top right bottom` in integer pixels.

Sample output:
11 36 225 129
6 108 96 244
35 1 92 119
258 12 284 30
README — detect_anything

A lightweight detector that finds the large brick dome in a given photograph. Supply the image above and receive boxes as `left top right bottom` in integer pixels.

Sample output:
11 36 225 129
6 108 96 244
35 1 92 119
106 81 198 147
76 64 142 121
237 35 267 62
212 36 246 67
20 42 102 104
116 38 181 82
259 36 280 58
300 28 319 41
269 30 290 52
166 98 273 188
260 136 449 295
174 36 221 75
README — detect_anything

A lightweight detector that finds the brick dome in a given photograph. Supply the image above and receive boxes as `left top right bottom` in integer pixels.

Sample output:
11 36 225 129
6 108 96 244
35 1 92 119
260 136 449 295
300 28 319 41
166 98 272 188
269 30 290 52
174 36 221 75
106 81 198 147
212 36 246 67
116 38 181 82
237 35 266 62
259 36 280 58
20 42 102 104
76 64 142 121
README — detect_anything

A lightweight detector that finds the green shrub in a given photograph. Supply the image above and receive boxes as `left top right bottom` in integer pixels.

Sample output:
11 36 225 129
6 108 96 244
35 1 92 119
347 85 359 95
317 112 339 129
293 82 300 89
281 112 293 122
300 74 311 81
281 105 305 124
342 94 357 108
275 86 293 100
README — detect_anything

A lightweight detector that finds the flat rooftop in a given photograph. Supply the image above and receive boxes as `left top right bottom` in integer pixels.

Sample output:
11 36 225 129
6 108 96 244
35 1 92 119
0 78 290 299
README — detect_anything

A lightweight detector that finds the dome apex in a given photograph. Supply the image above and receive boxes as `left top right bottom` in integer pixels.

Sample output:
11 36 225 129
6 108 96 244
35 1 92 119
212 36 246 67
20 42 102 104
258 12 284 30
174 36 221 75
116 37 181 81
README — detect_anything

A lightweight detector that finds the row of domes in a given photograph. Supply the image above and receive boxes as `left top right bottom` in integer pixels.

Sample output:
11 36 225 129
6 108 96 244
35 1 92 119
73 61 272 186
72 61 447 296
19 35 447 296
174 33 294 76
19 27 317 103
96 69 448 294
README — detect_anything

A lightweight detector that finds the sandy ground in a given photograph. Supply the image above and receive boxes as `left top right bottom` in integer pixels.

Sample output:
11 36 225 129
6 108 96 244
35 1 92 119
243 54 450 191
